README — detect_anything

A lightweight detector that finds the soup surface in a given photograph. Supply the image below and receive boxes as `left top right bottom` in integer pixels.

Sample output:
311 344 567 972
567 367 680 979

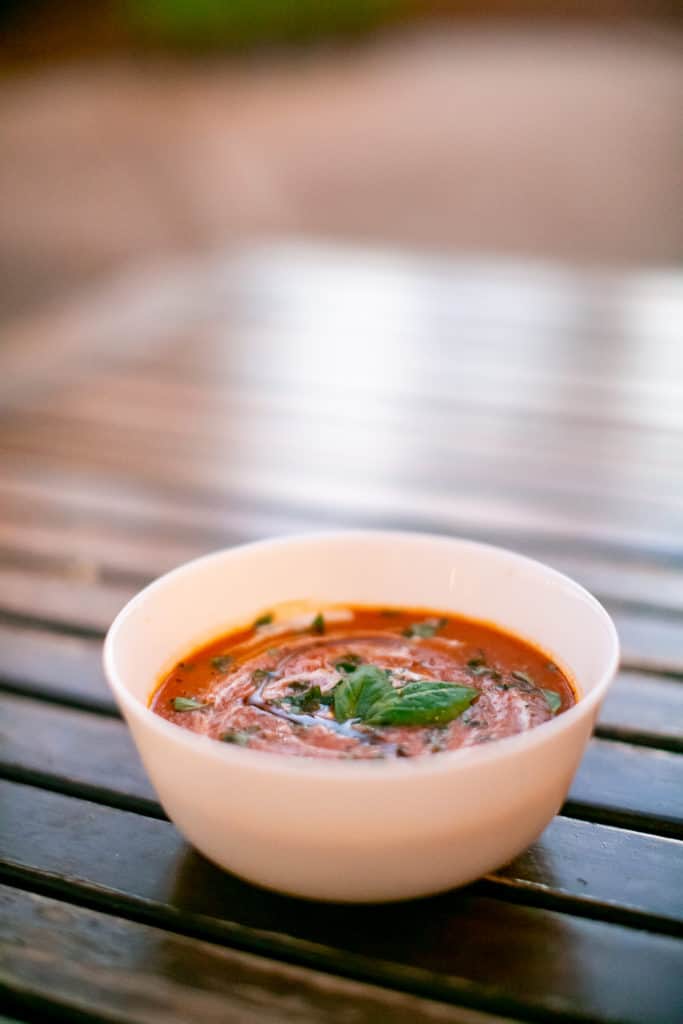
151 605 576 759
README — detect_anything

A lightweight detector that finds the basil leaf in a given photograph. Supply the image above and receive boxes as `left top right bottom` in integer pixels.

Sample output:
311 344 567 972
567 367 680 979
333 664 393 723
253 613 273 628
172 696 208 712
311 613 325 635
365 682 478 727
402 617 448 638
252 668 272 684
211 655 233 672
542 689 562 714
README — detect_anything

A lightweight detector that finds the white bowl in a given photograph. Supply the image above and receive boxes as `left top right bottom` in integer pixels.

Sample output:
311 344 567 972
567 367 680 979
103 531 619 903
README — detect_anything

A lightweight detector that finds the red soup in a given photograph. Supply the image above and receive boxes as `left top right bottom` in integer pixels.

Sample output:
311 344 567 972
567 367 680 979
151 605 577 760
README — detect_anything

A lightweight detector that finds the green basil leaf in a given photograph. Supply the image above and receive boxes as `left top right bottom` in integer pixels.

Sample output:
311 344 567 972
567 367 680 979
211 654 233 672
365 681 478 727
542 689 562 714
172 696 209 712
333 664 393 723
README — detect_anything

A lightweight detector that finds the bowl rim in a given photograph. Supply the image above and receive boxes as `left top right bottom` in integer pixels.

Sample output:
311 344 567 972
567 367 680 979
103 529 620 781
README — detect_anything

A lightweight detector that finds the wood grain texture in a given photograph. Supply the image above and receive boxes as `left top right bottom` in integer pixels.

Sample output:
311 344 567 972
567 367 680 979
597 671 683 752
2 478 683 615
0 885 513 1024
1 555 683 675
2 795 683 1023
1 247 683 567
1 244 682 1022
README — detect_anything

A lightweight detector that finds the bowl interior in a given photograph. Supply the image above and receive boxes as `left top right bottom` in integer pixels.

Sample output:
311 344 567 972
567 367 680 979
107 532 618 710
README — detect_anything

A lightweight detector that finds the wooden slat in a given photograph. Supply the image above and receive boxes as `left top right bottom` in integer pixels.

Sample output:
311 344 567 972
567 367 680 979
569 740 683 836
0 692 161 818
1 692 681 840
2 488 683 616
611 611 683 674
33 378 683 502
2 779 681 934
0 566 132 637
1 552 683 676
597 672 683 752
0 885 512 1024
3 438 683 566
4 411 683 556
0 623 111 713
1 806 682 1024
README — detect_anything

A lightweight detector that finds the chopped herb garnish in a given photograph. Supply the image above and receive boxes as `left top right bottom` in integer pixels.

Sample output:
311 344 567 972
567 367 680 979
511 670 535 688
171 696 209 712
311 613 325 635
541 689 562 714
253 613 273 628
285 685 324 713
211 654 234 672
333 663 477 727
252 668 272 684
220 729 256 746
401 617 448 639
466 657 499 679
547 661 559 672
334 653 363 674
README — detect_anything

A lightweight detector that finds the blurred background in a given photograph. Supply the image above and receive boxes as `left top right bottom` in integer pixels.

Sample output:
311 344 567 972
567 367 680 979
1 1 682 324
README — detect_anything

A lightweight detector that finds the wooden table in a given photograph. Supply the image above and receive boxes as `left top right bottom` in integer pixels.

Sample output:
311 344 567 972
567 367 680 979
1 243 682 1023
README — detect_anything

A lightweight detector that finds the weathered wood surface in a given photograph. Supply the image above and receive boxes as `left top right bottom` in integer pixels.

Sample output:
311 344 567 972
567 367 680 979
2 873 683 1024
0 245 681 1022
0 885 517 1024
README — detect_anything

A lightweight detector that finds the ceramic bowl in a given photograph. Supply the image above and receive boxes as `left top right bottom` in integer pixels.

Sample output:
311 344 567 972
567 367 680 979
103 531 619 902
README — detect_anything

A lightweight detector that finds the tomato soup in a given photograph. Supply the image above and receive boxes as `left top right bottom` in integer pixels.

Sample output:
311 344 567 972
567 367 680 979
150 602 577 757
151 605 576 759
